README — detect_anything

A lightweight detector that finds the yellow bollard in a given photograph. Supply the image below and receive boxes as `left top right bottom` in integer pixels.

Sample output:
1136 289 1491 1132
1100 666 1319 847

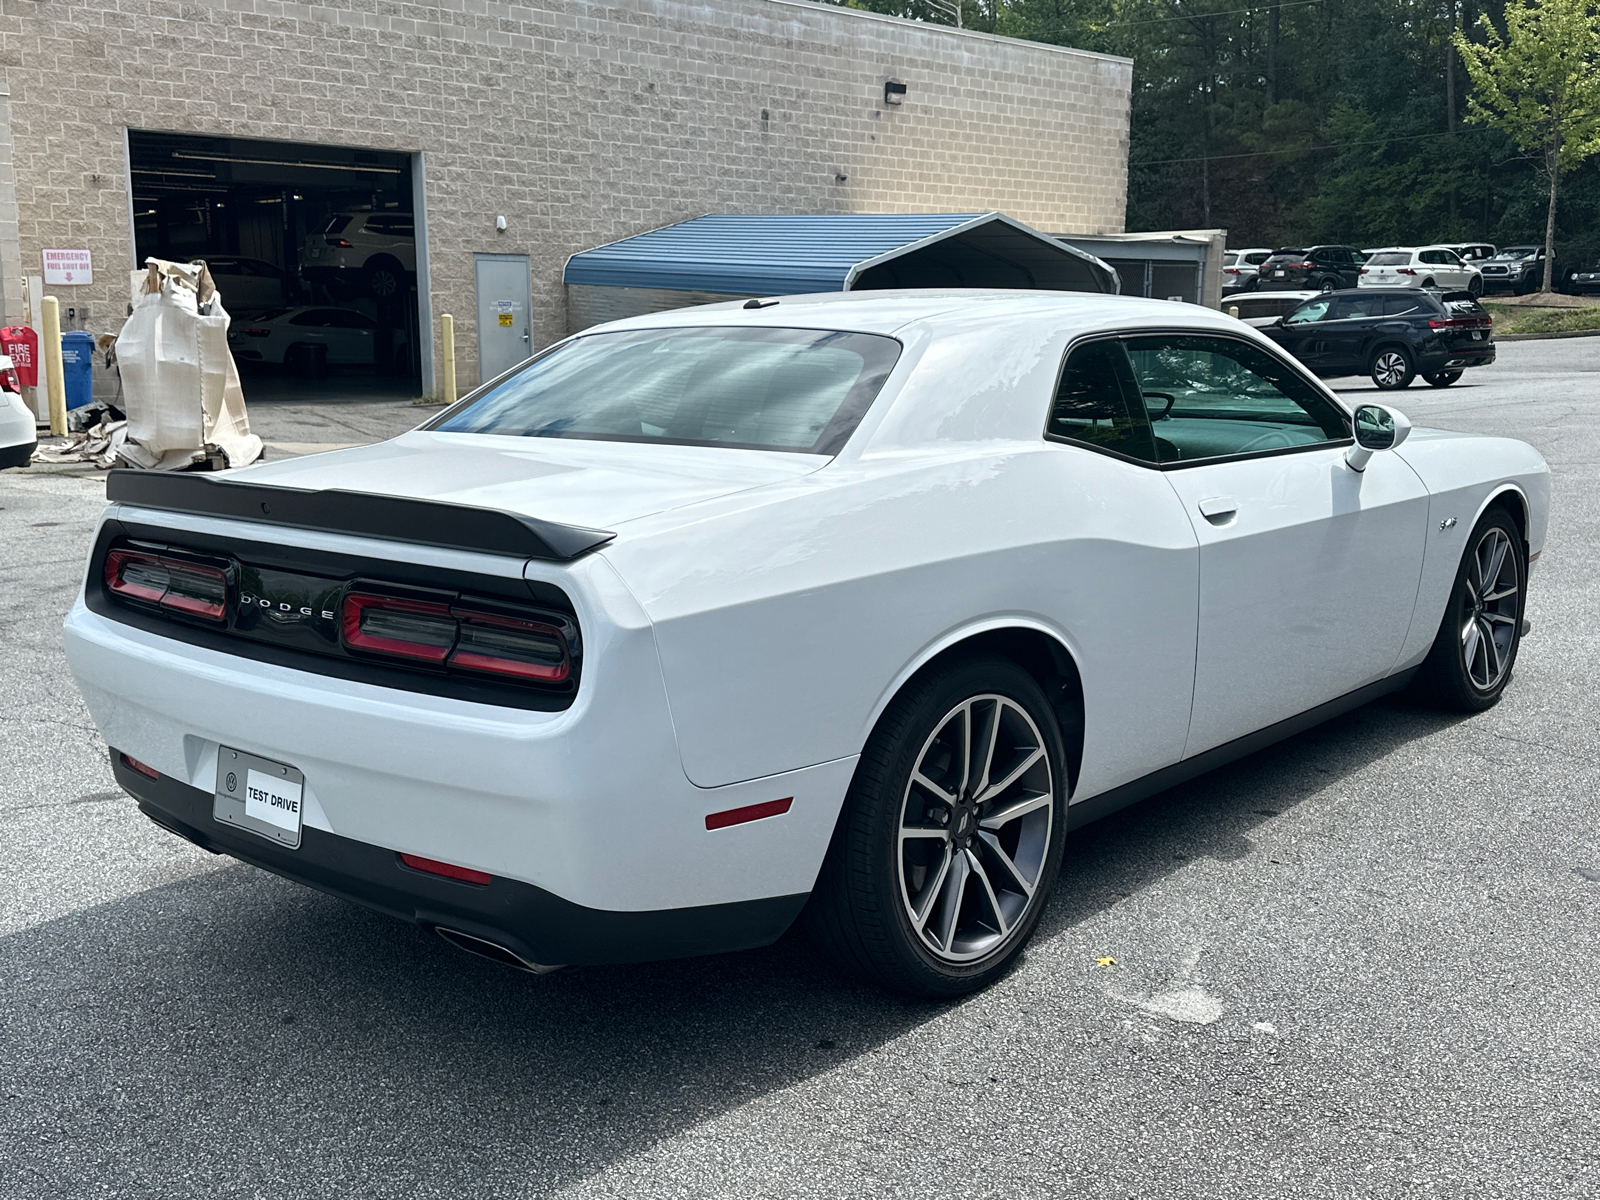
41 295 67 437
440 313 457 407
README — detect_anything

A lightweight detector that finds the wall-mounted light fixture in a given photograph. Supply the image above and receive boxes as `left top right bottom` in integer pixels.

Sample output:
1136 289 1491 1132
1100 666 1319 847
884 80 907 105
495 215 507 232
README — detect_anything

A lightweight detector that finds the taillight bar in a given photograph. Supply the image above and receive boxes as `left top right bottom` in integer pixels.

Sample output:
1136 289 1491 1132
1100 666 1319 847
342 590 571 683
1428 316 1492 330
104 548 227 622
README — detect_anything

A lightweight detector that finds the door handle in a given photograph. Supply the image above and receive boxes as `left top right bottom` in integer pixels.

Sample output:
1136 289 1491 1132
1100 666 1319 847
1197 496 1237 523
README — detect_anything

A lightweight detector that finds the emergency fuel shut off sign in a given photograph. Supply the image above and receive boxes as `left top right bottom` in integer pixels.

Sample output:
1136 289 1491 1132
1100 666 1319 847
42 249 91 285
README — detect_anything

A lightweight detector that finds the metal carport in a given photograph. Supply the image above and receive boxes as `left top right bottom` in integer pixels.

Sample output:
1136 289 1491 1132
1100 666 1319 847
563 212 1117 333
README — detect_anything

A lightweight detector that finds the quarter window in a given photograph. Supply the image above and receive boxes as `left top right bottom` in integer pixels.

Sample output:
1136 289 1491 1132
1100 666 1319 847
1046 340 1157 462
1123 335 1349 463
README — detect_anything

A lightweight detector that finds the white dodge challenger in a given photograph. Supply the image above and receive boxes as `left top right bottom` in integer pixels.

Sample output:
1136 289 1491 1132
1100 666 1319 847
65 290 1549 997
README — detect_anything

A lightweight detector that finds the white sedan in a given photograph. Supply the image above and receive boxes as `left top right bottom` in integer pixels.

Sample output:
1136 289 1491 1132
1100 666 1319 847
226 305 381 368
65 291 1549 997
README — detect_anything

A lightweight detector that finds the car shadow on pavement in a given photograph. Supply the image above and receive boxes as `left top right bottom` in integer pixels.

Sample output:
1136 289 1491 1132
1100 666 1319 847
1034 694 1470 942
1 696 1469 1198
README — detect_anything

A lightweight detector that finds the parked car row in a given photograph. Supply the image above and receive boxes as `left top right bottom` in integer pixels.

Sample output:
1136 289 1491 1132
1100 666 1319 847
1228 286 1495 391
1226 240 1598 297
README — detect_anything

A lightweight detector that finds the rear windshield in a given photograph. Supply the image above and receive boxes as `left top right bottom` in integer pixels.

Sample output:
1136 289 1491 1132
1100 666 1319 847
1443 295 1487 316
1366 252 1411 266
320 215 353 235
432 326 903 455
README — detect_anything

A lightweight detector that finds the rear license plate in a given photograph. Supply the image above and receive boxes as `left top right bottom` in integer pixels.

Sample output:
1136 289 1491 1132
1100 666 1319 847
1471 331 1483 340
1273 269 1286 277
214 746 305 849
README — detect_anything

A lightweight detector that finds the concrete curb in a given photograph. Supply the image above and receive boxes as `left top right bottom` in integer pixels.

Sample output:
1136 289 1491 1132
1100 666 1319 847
1497 327 1600 342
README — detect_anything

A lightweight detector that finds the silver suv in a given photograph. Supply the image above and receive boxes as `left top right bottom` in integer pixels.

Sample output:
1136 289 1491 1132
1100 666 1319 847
300 212 415 299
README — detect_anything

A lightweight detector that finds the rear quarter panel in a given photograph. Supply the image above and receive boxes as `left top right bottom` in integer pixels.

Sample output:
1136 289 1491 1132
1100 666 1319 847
602 443 1201 796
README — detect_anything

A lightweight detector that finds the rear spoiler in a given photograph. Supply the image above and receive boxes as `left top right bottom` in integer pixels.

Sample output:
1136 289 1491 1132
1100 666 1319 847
105 470 616 562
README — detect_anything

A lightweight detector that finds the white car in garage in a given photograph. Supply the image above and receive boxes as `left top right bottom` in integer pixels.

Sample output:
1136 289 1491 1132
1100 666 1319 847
227 306 381 368
1361 246 1484 295
65 290 1549 997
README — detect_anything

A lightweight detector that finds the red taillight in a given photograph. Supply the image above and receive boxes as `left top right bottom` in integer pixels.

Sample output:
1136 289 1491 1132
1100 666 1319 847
121 753 160 780
341 592 571 682
1397 268 1417 276
1359 268 1369 275
399 853 491 885
342 592 455 663
1224 267 1240 275
105 548 227 621
1291 262 1314 270
325 237 353 247
1428 316 1489 330
239 327 271 338
448 609 569 682
0 365 19 393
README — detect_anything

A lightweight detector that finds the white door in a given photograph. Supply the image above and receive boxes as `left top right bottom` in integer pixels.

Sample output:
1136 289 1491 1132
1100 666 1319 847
1121 332 1431 756
474 253 532 384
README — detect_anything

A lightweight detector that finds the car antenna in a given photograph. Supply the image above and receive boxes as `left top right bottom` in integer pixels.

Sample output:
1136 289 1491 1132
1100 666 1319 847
743 297 780 309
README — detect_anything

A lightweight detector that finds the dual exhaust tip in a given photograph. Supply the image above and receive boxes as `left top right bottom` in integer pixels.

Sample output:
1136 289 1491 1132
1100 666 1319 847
433 926 564 975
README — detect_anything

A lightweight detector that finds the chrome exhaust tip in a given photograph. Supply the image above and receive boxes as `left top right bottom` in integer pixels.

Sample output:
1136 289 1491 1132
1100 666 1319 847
434 927 565 975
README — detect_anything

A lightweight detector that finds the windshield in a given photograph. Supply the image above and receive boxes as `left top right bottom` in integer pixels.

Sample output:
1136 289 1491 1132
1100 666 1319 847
432 326 902 455
1493 247 1540 260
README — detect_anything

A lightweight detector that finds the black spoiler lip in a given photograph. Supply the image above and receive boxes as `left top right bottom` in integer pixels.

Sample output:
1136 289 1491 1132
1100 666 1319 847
104 470 616 562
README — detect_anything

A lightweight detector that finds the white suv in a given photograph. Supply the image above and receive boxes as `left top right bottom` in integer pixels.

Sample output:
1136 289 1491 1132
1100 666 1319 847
300 212 416 299
1360 246 1483 296
1223 247 1274 293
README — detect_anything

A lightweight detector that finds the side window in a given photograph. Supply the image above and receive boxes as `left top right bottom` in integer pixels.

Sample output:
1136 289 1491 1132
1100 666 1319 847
1047 339 1158 463
289 310 334 327
1123 335 1350 464
1327 295 1381 320
1284 297 1332 325
1382 295 1429 318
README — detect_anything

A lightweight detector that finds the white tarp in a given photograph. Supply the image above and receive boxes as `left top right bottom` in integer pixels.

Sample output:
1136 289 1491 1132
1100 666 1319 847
115 258 263 470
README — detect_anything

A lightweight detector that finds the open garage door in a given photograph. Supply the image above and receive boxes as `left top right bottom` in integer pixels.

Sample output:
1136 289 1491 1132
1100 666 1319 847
127 131 422 402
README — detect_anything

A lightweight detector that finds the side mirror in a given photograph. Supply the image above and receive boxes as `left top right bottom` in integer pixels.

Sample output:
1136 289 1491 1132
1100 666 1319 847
1346 404 1412 472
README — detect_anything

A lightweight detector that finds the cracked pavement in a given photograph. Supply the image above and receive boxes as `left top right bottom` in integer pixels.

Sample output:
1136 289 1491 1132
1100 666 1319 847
2 341 1597 1198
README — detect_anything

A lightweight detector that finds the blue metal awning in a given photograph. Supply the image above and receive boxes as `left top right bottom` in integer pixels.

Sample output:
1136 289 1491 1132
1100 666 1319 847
564 212 1116 296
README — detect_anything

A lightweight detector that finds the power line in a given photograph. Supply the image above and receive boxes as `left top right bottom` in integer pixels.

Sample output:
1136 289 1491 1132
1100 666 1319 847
1132 124 1494 167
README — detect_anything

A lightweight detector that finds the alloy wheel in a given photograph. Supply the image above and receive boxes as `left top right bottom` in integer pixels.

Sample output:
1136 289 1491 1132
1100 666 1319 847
1373 350 1409 388
370 268 399 298
897 695 1053 964
1460 526 1520 691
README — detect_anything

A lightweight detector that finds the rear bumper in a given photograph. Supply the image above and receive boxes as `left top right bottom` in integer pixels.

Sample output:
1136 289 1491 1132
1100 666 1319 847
112 752 806 966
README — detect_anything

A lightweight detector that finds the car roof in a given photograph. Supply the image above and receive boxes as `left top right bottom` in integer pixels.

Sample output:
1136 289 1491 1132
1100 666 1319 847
586 288 1259 341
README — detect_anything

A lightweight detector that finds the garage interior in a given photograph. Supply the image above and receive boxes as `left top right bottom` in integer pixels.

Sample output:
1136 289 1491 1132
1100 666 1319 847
127 130 423 401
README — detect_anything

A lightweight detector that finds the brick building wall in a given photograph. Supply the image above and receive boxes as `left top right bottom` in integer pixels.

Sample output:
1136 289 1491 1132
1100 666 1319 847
0 0 1131 389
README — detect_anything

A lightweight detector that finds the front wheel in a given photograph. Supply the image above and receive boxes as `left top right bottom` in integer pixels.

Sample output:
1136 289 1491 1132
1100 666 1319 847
1467 276 1483 297
1425 369 1464 387
1412 508 1526 711
1371 346 1415 390
805 656 1067 998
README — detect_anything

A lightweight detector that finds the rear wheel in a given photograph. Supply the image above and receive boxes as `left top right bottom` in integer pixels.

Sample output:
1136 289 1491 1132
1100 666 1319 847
1422 277 1437 289
1424 369 1464 387
1319 278 1337 294
365 258 404 299
1370 345 1415 390
1412 507 1525 711
805 656 1067 998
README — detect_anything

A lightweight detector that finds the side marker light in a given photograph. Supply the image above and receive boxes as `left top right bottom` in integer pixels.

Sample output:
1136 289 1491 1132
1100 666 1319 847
705 796 794 831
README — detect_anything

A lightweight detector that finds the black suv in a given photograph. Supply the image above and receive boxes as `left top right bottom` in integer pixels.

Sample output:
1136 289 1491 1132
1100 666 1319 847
1479 245 1577 295
1262 288 1494 390
1256 246 1365 292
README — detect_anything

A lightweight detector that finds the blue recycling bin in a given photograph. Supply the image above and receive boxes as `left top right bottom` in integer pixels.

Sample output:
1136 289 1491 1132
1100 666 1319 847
61 330 94 410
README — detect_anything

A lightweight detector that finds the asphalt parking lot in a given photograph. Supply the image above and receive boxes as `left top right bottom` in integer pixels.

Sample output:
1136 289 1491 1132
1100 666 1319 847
3 340 1597 1199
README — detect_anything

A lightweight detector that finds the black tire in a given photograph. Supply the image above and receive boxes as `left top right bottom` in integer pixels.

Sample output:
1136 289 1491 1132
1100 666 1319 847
1467 276 1483 297
1370 344 1415 390
1411 506 1526 712
1319 278 1337 294
1424 370 1464 387
1421 278 1436 290
805 655 1068 998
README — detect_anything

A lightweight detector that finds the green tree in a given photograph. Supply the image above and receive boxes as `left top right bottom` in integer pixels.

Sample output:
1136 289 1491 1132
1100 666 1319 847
1454 0 1600 291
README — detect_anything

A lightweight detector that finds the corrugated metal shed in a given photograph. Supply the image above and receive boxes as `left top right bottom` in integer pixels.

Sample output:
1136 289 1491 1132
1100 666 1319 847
563 212 1117 297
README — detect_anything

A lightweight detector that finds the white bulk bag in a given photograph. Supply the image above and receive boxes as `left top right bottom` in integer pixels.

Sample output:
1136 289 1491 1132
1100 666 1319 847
116 258 263 470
